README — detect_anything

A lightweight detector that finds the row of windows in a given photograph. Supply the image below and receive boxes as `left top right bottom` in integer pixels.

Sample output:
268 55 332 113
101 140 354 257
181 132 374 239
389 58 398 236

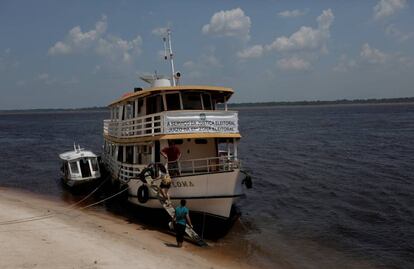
111 91 214 119
68 158 98 174
105 142 151 165
171 139 208 145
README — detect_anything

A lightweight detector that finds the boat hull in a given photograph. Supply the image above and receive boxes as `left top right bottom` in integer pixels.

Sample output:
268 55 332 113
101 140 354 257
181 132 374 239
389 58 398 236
62 175 101 188
125 170 245 218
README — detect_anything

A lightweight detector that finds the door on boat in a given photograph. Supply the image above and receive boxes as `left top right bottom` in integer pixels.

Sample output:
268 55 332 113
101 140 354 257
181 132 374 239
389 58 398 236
154 141 160 163
79 158 92 178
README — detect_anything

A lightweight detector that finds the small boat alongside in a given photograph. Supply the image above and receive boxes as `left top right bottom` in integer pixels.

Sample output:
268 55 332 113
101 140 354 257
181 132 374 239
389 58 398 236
59 144 101 187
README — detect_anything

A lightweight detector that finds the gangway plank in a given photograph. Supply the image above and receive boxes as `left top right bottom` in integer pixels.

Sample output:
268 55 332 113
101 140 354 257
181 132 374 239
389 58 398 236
152 186 208 247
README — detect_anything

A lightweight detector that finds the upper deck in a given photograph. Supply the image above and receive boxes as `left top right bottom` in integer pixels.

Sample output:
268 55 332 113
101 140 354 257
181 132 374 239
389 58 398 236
104 85 240 142
110 85 234 107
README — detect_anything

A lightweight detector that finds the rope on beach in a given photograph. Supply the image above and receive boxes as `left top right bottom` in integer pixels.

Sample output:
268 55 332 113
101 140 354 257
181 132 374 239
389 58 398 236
0 173 124 226
79 187 129 210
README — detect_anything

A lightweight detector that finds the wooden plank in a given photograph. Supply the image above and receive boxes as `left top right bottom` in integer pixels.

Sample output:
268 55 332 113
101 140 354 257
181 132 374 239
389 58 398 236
152 186 208 247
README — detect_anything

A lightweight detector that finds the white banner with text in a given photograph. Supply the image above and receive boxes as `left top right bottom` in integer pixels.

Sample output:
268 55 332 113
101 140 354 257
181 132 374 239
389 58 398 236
163 111 238 134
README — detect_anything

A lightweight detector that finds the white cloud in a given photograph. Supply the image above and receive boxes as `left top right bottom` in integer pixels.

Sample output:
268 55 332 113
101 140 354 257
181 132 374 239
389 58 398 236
202 8 251 40
237 45 264 59
385 24 413 42
48 41 71 55
183 50 223 79
277 57 311 71
266 9 334 52
63 77 79 85
96 35 142 63
373 0 407 20
360 43 387 64
0 49 19 71
37 73 55 85
92 65 101 74
152 27 168 37
37 73 49 80
48 15 143 64
278 9 307 18
333 55 357 72
49 15 107 55
398 56 414 67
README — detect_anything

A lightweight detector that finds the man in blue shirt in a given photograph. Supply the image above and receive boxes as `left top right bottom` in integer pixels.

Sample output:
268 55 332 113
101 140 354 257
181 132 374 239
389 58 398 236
174 199 193 247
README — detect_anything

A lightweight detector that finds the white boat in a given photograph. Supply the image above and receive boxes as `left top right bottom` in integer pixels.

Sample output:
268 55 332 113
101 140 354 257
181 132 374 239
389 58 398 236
59 144 101 187
102 29 251 218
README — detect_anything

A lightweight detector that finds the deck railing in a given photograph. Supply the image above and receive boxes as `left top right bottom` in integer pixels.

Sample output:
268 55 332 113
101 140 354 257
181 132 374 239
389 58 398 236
103 153 240 182
104 113 163 138
103 110 238 139
167 156 240 176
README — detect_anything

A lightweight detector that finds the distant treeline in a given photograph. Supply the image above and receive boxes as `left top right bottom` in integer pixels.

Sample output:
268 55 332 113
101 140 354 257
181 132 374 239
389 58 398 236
0 106 108 114
226 97 414 108
1 97 413 114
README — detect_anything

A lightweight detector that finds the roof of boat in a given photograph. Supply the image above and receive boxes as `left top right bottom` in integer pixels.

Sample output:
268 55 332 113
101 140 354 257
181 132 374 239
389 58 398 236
59 149 98 161
109 85 234 106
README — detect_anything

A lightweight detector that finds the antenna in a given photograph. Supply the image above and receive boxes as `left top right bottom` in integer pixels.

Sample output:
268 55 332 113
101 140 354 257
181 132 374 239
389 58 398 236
163 28 176 86
163 37 168 60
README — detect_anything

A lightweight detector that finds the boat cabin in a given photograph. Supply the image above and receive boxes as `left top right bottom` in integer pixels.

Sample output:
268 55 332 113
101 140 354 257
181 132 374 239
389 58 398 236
59 146 101 186
103 84 240 180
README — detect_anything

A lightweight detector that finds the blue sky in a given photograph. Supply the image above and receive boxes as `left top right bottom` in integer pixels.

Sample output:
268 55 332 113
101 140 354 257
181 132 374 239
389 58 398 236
0 0 413 109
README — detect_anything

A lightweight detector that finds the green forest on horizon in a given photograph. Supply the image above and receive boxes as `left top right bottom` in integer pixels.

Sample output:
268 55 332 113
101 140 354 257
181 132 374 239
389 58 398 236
1 97 413 113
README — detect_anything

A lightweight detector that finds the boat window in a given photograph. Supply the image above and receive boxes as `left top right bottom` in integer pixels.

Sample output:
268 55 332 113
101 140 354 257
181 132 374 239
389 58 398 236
111 145 116 157
133 145 150 164
142 145 150 153
117 146 124 162
146 95 164 114
91 158 99 171
69 162 79 174
116 106 121 119
126 146 134 164
125 103 133 119
121 105 126 120
217 138 230 143
166 93 181 110
137 98 144 115
182 92 203 110
172 139 183 145
202 93 212 110
195 139 208 144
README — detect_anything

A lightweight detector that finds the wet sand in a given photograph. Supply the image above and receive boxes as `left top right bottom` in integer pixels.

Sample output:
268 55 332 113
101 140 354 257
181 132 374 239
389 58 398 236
0 188 258 269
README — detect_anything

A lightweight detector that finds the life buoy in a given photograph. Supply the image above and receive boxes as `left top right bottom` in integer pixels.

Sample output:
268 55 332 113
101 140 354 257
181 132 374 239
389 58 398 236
137 185 149 203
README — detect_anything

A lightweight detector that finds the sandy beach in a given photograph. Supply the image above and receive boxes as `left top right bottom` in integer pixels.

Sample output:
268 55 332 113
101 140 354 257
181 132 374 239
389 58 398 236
0 188 257 269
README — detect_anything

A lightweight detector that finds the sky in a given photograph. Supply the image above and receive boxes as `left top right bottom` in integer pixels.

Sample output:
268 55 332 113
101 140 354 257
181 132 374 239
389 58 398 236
0 0 413 109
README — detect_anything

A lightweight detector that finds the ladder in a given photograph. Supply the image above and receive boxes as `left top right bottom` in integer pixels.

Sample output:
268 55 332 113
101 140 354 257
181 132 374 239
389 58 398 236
151 186 208 247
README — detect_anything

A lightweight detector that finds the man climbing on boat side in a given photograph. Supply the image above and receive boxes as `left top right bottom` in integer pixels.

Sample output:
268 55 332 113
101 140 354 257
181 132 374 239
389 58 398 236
174 199 193 248
159 173 172 204
161 140 181 176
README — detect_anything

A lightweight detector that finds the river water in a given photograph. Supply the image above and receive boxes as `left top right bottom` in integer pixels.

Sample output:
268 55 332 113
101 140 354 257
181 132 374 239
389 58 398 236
0 104 413 269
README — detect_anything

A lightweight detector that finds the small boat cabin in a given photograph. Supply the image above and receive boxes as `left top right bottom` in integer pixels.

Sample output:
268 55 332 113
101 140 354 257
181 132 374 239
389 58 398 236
59 145 101 186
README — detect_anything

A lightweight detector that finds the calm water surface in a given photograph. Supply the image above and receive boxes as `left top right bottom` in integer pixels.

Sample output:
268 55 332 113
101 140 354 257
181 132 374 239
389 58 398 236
0 104 413 269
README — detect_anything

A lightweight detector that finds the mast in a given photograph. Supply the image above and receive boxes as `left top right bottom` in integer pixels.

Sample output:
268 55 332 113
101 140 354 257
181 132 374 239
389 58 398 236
163 29 176 86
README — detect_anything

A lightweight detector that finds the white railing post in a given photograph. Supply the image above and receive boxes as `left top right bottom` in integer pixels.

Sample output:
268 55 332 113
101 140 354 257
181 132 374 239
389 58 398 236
151 116 154 135
161 113 164 133
192 160 195 174
234 138 238 160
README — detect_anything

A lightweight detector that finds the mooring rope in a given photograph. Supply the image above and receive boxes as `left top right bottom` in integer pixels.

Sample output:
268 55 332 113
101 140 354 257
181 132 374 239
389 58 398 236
0 171 127 226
